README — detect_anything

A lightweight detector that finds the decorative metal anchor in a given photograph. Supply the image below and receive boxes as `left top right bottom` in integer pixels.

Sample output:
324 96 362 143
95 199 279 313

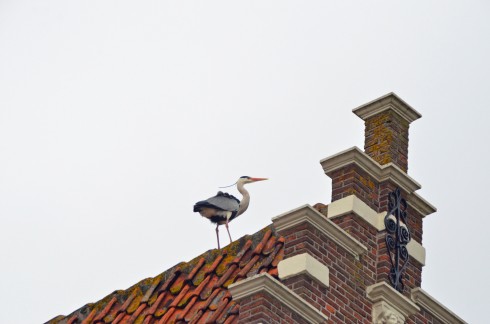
384 188 411 293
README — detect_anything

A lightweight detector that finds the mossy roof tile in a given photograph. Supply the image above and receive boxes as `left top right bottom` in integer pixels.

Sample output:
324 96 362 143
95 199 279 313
46 226 284 324
186 257 205 282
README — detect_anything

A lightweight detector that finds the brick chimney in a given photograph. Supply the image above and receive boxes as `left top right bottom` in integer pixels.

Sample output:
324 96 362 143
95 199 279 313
353 92 421 173
321 93 425 214
231 93 464 324
320 92 436 297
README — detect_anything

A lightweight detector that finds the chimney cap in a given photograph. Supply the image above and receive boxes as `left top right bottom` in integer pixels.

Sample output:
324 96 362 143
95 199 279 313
353 92 422 123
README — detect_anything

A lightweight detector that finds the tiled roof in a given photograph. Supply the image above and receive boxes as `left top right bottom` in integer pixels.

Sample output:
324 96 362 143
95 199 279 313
47 226 284 324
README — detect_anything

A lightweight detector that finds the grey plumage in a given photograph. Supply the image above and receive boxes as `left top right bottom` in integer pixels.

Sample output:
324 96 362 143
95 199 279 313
193 176 268 249
193 191 240 223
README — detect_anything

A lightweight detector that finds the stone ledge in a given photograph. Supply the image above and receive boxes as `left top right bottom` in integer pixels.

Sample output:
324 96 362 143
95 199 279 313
406 240 425 266
407 192 437 218
411 288 467 324
327 195 382 228
272 204 367 260
321 147 421 194
366 281 420 323
278 253 329 288
228 273 328 323
321 146 437 218
352 92 422 123
326 195 426 266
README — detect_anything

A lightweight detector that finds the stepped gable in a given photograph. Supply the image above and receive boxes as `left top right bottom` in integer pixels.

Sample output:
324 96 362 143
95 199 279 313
47 226 284 324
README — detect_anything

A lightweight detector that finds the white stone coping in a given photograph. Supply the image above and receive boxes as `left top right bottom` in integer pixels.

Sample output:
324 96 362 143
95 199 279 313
352 92 422 123
366 281 420 319
407 192 437 218
278 253 329 288
320 146 422 194
272 204 368 260
228 273 328 323
327 195 426 266
411 288 467 324
327 195 383 228
406 240 425 266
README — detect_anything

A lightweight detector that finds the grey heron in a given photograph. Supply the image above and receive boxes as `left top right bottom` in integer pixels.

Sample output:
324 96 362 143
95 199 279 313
193 176 268 249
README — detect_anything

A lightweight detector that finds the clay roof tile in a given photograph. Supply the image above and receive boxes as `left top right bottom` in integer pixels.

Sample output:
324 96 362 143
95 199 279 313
141 277 162 304
80 308 97 324
46 225 284 324
111 312 125 324
92 296 118 322
186 257 206 282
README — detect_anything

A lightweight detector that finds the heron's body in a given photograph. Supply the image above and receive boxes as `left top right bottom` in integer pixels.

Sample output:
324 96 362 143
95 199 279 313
193 176 267 249
193 191 240 224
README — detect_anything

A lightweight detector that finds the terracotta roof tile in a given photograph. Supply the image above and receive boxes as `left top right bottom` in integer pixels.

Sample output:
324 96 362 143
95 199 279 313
268 267 279 277
92 297 117 322
115 314 129 324
177 295 197 320
156 306 174 324
223 313 238 324
127 293 143 315
46 226 284 324
141 316 152 324
111 313 125 324
142 277 162 304
128 303 146 323
67 316 78 324
80 308 97 324
146 292 165 316
186 257 206 282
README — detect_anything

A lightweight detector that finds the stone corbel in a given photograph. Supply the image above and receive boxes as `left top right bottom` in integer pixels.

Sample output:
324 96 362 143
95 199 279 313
366 282 420 324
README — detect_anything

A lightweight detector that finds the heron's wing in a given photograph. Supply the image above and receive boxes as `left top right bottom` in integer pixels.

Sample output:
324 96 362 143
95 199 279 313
193 191 240 212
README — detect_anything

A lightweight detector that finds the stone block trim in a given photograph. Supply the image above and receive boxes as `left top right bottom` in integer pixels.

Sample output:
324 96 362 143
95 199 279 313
272 204 367 259
326 195 426 266
327 194 383 229
321 147 421 210
321 147 432 246
311 195 425 296
366 282 420 323
352 92 422 124
407 192 437 218
228 273 328 323
273 205 376 323
278 253 330 288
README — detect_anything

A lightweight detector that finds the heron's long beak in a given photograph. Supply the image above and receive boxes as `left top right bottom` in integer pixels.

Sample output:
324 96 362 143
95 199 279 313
250 177 268 182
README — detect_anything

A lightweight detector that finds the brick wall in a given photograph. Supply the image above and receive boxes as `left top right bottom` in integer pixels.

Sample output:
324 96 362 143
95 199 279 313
277 222 376 323
237 292 311 324
330 165 380 211
364 110 410 172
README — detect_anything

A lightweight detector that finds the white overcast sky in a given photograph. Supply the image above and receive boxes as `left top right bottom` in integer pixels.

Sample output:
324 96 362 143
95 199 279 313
1 1 489 323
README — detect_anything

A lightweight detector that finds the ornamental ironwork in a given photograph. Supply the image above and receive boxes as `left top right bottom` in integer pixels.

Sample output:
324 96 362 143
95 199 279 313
384 187 411 293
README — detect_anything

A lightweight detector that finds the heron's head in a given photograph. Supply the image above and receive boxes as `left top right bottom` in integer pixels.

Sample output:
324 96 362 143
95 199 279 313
238 176 268 184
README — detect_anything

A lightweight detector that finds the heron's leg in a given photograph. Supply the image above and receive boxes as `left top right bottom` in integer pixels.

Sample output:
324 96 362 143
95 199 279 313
225 219 232 243
215 224 220 249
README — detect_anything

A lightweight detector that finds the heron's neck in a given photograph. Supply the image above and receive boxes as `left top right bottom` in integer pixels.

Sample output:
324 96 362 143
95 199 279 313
236 182 250 217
